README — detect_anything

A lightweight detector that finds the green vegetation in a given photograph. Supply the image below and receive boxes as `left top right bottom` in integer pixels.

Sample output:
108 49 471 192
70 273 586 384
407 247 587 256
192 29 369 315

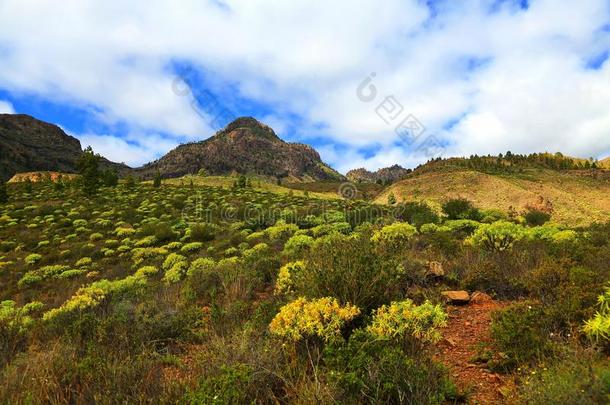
0 180 8 203
0 178 608 403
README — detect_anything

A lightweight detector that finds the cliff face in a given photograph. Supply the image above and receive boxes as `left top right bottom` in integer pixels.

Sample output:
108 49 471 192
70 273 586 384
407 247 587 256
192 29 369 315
138 117 344 181
0 114 83 181
347 164 411 184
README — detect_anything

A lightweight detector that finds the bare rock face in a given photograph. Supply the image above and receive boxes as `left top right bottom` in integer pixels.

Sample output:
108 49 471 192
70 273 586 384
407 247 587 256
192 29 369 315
137 117 345 181
346 164 411 184
441 291 471 305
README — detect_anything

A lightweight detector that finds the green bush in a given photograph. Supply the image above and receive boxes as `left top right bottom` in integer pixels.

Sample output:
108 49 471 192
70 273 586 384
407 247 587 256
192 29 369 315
323 330 456 404
517 354 610 405
186 258 220 302
395 201 439 229
295 232 406 311
371 222 417 254
185 364 253 404
366 300 447 344
442 198 481 220
189 223 219 242
490 302 553 369
282 234 314 258
583 282 610 348
525 209 551 226
467 221 526 251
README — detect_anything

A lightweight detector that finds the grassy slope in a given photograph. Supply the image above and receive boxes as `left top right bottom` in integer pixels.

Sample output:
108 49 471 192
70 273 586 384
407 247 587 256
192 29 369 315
375 167 610 226
161 175 341 200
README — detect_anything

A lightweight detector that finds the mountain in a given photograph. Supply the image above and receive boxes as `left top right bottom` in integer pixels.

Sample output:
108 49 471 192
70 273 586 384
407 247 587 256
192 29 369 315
346 164 411 184
0 114 129 181
376 156 610 226
138 117 344 181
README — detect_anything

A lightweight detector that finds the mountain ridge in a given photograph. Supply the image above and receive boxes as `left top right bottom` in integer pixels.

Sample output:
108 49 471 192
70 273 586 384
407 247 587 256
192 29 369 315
137 117 345 182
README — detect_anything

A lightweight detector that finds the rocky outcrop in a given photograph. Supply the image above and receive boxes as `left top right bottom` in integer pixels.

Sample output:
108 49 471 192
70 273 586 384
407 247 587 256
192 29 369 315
137 117 345 181
346 164 411 184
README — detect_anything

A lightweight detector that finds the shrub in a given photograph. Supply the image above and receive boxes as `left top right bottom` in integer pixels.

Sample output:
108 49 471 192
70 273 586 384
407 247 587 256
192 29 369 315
24 253 42 265
371 222 417 253
394 201 439 229
467 221 526 251
525 209 551 226
366 300 447 344
323 330 456 404
131 247 168 266
516 354 610 405
269 297 360 343
185 365 253 404
1 300 43 367
189 223 219 242
282 234 314 258
186 258 220 301
265 220 299 241
490 302 553 368
75 257 93 267
274 261 306 295
296 232 405 311
43 274 148 321
442 198 481 220
181 242 203 254
583 282 610 347
162 253 189 284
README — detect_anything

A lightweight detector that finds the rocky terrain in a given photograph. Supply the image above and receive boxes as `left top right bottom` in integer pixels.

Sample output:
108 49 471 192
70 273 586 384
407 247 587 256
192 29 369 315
138 117 344 182
346 164 411 184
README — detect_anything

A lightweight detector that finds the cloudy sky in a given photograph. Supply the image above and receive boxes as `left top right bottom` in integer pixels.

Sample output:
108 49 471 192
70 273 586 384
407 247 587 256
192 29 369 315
0 0 609 173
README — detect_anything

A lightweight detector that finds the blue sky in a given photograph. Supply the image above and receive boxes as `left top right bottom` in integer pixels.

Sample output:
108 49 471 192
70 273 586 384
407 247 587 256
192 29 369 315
0 0 609 172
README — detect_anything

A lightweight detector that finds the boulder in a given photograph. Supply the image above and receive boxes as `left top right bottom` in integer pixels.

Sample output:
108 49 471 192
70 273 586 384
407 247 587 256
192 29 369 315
441 290 470 305
427 261 445 277
470 291 493 305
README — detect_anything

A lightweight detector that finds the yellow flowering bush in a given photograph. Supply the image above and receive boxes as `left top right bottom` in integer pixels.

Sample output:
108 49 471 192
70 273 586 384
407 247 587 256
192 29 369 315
274 261 306 295
371 222 417 252
366 300 447 343
43 273 149 321
583 283 610 346
269 297 360 342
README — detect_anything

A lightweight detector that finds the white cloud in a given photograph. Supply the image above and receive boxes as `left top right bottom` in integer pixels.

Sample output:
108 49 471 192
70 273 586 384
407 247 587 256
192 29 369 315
0 0 609 172
77 132 180 167
0 100 15 114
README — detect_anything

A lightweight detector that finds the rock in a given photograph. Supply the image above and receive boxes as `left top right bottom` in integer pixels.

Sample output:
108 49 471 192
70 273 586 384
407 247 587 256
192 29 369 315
470 291 494 305
441 290 471 304
426 261 445 277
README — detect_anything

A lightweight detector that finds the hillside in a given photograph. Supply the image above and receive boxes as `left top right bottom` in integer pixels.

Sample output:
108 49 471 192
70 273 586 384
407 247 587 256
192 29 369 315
138 117 344 182
0 114 129 181
376 165 610 226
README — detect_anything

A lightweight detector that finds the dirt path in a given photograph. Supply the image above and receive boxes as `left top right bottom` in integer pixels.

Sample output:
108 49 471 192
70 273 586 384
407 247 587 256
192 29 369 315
435 295 514 404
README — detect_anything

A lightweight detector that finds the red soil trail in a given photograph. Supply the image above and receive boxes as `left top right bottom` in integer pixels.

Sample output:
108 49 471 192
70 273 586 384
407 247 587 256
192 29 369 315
435 296 514 404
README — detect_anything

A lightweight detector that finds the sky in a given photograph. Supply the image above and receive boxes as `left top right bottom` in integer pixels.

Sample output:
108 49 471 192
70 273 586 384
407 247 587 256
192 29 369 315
0 0 609 173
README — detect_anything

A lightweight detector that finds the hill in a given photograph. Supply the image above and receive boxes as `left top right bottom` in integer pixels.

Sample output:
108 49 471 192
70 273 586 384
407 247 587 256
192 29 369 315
137 117 344 182
346 164 411 184
0 114 129 181
376 162 610 226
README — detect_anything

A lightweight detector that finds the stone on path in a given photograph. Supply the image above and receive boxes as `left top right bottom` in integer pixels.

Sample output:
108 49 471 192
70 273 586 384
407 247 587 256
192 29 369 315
441 290 470 304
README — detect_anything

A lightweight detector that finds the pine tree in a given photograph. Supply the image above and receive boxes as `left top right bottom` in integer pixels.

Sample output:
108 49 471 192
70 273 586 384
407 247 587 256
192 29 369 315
0 180 8 204
77 146 101 196
153 170 162 188
102 169 119 187
387 192 396 205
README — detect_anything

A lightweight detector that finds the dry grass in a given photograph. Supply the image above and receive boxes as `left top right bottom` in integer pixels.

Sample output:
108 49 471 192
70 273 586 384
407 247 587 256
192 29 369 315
375 168 610 226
